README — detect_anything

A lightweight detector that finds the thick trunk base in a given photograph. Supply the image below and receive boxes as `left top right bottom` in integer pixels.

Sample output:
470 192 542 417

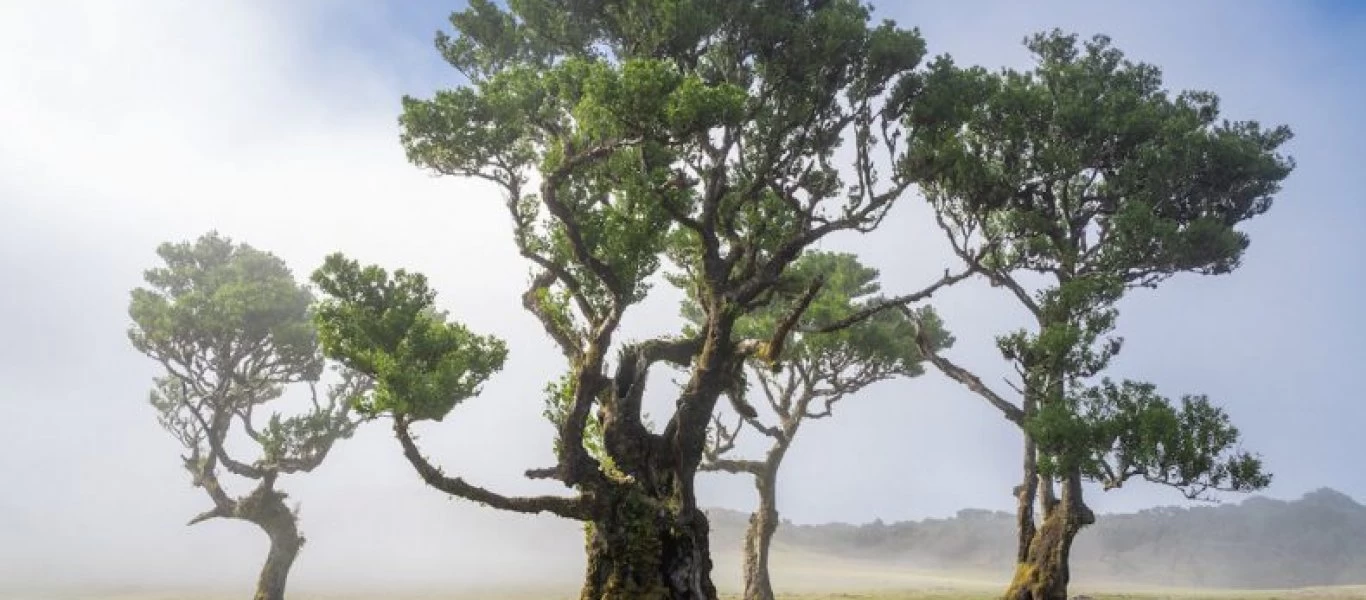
579 488 716 600
1003 503 1091 600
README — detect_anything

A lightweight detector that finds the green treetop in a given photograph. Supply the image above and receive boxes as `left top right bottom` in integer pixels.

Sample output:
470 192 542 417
314 2 963 598
899 30 1292 600
127 232 366 600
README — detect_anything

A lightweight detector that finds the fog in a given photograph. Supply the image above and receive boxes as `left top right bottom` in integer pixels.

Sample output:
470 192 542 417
1 0 1363 595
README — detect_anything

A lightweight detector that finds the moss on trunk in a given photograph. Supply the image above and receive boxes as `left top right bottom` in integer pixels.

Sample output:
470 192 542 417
579 485 716 600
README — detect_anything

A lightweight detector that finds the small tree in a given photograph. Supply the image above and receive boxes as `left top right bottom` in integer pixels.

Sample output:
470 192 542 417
313 1 966 597
127 232 365 600
698 251 952 600
900 32 1292 600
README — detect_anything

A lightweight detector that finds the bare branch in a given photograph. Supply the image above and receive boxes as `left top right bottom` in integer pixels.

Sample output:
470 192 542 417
394 417 587 520
930 210 1041 317
906 308 1025 425
700 458 764 475
187 506 229 526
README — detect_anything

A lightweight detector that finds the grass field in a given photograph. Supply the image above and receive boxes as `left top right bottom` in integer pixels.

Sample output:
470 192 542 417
5 551 1363 600
8 588 1363 600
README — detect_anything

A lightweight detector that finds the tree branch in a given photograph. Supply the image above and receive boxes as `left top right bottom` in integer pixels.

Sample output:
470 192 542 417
803 267 972 334
539 138 643 298
907 309 1024 425
393 417 587 520
700 458 764 475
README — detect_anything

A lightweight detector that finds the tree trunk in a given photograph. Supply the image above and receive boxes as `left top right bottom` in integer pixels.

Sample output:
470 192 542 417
579 485 716 600
244 486 304 600
741 469 779 600
1003 473 1093 600
1014 433 1039 564
254 523 303 600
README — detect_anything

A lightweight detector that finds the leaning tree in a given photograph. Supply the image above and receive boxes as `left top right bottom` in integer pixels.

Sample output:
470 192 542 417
898 31 1292 600
127 232 366 600
698 251 953 600
311 1 966 597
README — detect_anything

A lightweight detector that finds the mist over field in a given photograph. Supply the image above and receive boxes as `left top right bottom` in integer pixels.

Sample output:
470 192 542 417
1 1 1363 599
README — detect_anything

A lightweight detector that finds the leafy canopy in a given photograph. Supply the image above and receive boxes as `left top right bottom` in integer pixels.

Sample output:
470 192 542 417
391 0 936 489
311 254 508 422
902 31 1291 498
400 0 930 326
127 231 357 476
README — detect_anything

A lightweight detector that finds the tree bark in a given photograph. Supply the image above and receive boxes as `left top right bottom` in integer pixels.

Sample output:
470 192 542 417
1014 433 1039 564
243 484 305 600
1003 472 1094 600
741 465 780 600
579 484 716 600
254 521 303 600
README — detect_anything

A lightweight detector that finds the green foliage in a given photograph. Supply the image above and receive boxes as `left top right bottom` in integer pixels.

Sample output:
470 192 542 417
904 30 1293 287
400 0 929 323
129 232 321 387
904 31 1289 498
311 254 508 422
1027 379 1270 497
394 2 934 530
128 231 356 476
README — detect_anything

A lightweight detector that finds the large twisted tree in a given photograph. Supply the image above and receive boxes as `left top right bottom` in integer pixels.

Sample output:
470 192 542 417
311 1 967 598
899 31 1292 600
127 232 366 600
698 251 952 600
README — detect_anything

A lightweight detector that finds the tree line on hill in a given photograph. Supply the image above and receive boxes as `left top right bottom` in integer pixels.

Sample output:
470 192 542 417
708 488 1366 589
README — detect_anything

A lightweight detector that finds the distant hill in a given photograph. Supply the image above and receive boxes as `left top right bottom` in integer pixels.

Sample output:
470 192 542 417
705 488 1366 589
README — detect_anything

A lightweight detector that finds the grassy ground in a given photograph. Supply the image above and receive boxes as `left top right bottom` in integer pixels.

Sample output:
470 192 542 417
4 584 1365 600
5 551 1363 600
9 588 1362 600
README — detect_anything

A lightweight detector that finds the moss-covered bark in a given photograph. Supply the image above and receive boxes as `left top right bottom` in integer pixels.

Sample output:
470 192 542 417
253 524 303 600
579 485 715 600
245 488 305 600
1003 475 1093 600
741 475 779 600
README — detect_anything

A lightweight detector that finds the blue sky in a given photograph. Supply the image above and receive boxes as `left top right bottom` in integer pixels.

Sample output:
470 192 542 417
0 0 1363 592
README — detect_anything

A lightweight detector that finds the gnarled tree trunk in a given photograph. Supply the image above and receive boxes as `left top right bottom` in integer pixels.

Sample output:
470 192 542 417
1003 472 1093 600
741 465 780 600
254 521 303 600
579 484 715 600
243 486 305 600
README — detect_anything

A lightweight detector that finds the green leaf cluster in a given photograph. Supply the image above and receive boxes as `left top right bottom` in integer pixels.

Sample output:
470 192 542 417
129 232 321 386
905 30 1293 287
1030 379 1269 498
128 232 360 476
311 254 508 422
905 31 1290 497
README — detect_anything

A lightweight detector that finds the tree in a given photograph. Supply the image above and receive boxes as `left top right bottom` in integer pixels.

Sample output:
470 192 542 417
127 232 366 600
697 251 952 600
898 31 1292 600
314 1 965 597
